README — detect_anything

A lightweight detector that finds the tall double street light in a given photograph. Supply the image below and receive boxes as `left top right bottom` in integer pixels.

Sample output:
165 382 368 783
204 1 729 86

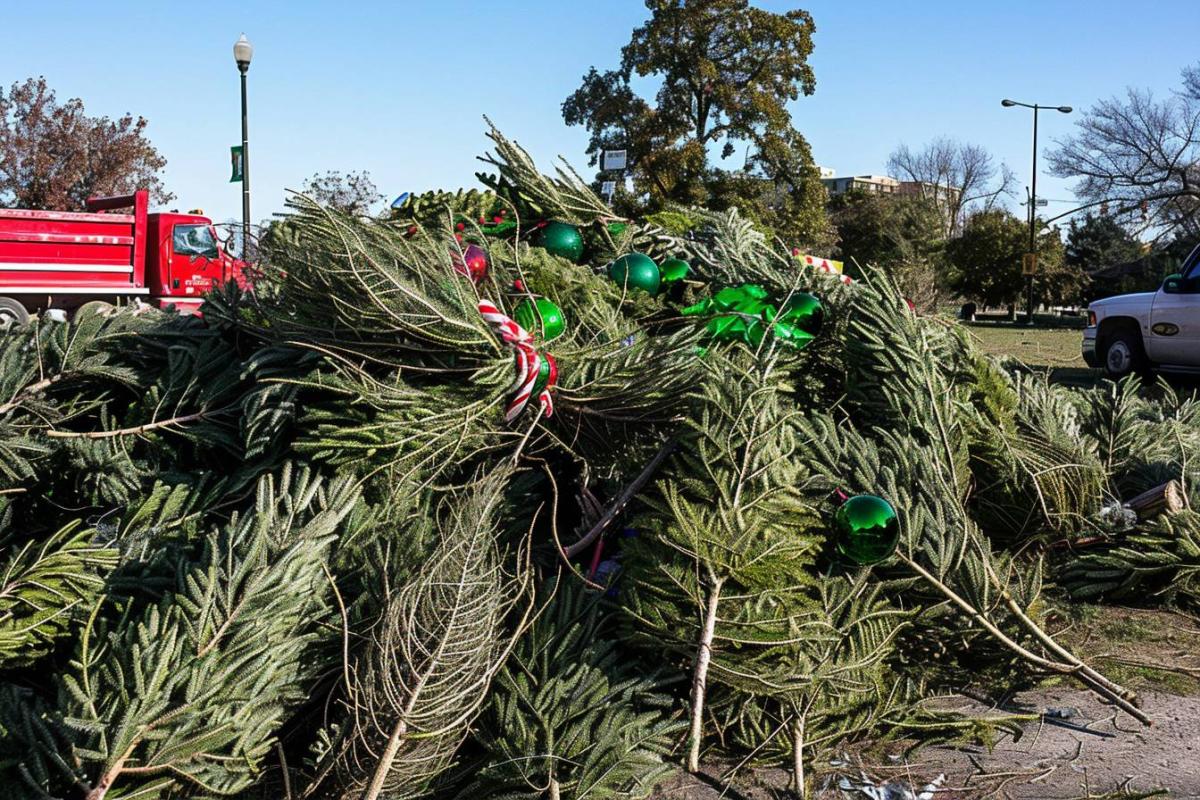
1001 99 1071 324
234 34 253 256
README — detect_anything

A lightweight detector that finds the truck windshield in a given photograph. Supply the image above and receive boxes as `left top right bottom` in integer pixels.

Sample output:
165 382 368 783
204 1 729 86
173 224 219 259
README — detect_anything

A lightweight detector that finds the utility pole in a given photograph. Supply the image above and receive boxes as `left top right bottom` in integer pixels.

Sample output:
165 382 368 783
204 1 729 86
234 34 254 256
1002 99 1071 324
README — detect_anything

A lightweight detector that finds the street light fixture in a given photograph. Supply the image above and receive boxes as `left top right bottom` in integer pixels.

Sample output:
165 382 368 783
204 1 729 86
1001 98 1071 324
233 34 253 257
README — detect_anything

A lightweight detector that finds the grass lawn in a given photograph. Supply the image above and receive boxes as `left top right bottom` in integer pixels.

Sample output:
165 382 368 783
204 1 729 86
962 322 1098 386
964 325 1086 367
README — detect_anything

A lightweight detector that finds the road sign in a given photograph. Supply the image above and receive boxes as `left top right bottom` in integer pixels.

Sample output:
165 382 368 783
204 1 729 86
1035 198 1049 207
601 180 617 199
1021 253 1038 276
601 149 627 171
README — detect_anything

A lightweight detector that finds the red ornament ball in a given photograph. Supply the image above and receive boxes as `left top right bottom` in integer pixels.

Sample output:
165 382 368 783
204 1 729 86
453 243 489 283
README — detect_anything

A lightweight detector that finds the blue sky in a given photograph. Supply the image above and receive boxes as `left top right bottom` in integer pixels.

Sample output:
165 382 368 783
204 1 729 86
2 1 1196 226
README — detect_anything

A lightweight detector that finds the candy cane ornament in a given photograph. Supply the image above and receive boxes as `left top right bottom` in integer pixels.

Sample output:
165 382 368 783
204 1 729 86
478 299 556 421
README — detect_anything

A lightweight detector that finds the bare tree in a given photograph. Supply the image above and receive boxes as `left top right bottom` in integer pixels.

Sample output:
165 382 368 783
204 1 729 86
300 170 384 216
1049 63 1200 241
887 138 1015 236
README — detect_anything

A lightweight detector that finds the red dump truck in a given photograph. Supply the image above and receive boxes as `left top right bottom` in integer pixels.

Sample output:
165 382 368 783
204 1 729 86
0 190 246 325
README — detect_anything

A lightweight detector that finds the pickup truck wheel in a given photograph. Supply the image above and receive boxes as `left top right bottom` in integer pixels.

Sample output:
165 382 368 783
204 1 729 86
0 297 30 327
1102 327 1147 379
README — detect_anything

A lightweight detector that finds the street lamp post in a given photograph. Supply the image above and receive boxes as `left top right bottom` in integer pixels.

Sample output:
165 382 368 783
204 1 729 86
234 34 253 257
1002 99 1071 324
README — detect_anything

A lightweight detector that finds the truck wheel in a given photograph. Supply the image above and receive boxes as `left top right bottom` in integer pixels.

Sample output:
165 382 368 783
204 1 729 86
0 297 30 327
1102 325 1147 379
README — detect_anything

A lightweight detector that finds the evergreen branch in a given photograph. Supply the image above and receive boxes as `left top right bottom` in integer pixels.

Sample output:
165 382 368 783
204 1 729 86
37 468 359 799
0 521 117 668
44 410 211 439
895 551 1148 724
318 471 530 799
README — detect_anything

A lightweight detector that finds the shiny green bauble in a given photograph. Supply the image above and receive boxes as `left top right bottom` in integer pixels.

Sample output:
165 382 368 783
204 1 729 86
608 253 661 295
834 495 900 565
532 353 558 394
514 297 565 341
538 222 584 262
660 257 691 283
777 292 824 337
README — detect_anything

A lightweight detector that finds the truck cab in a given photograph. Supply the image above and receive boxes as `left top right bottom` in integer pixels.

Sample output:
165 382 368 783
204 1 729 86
1083 242 1200 377
146 211 240 314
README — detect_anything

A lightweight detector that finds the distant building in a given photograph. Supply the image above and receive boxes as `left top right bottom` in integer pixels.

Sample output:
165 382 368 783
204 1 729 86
897 180 962 208
821 175 900 196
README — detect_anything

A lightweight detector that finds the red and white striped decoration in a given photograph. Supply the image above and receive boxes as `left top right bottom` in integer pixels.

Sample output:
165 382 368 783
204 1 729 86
478 298 555 421
791 250 854 285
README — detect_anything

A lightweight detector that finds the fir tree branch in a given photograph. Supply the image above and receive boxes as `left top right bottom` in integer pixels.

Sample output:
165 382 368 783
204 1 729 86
895 551 1150 725
44 410 210 439
0 375 59 417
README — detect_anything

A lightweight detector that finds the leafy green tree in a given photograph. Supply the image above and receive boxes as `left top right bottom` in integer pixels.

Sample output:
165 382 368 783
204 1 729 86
1065 212 1141 271
829 190 943 268
828 190 947 309
562 0 830 247
1065 212 1144 298
947 210 1073 310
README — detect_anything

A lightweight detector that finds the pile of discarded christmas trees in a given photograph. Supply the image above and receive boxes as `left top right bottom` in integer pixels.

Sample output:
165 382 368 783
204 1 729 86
1 126 1197 800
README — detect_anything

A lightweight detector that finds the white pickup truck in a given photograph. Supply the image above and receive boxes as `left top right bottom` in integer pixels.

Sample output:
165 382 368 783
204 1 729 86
1083 243 1200 377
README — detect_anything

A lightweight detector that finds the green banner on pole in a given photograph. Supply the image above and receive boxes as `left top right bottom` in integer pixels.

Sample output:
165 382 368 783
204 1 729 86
229 146 244 183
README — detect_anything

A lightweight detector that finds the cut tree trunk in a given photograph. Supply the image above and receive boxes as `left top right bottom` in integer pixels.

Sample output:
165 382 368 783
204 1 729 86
1127 480 1187 520
687 577 724 773
791 714 806 799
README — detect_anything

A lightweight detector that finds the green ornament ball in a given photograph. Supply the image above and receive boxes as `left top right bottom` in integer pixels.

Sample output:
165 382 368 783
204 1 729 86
514 297 565 342
532 353 558 394
538 222 584 262
608 253 661 295
660 257 691 283
777 292 824 337
834 495 900 566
